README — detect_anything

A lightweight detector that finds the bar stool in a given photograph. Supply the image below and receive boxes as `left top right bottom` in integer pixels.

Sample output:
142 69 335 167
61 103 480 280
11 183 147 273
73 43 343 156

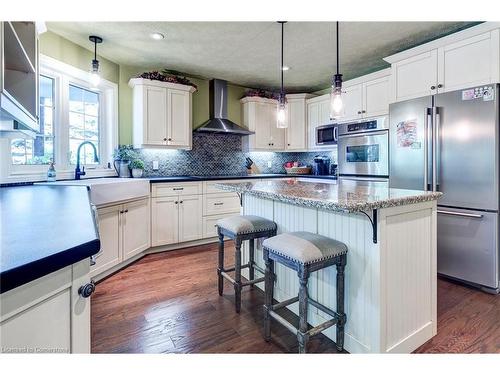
262 231 348 353
216 215 277 313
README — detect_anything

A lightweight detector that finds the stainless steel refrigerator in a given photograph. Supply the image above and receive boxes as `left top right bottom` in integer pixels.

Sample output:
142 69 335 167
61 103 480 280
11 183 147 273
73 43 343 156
389 84 499 293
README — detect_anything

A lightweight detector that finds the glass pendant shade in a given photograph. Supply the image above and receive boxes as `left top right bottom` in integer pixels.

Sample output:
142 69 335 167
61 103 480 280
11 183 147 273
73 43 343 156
89 36 102 88
276 99 287 128
330 87 344 119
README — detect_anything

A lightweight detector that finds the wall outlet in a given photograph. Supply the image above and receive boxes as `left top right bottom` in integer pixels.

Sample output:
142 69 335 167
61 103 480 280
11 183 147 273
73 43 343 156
267 161 272 168
152 160 159 170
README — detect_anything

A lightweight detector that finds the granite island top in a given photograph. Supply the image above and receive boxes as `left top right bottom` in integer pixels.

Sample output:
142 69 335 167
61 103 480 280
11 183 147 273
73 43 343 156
216 179 442 212
0 185 100 293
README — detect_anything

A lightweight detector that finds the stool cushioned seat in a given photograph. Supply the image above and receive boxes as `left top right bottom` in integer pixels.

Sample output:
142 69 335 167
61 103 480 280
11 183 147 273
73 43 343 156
217 215 277 235
263 231 348 265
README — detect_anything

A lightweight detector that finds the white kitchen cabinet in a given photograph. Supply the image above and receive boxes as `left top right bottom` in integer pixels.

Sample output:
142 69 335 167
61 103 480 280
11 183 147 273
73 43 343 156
151 196 179 247
390 50 438 102
91 197 150 278
0 259 91 353
386 26 500 102
151 183 203 247
92 205 121 276
285 94 314 151
178 195 203 242
129 78 195 149
341 84 363 121
0 21 40 135
122 198 151 260
241 96 285 151
363 75 390 117
437 30 500 93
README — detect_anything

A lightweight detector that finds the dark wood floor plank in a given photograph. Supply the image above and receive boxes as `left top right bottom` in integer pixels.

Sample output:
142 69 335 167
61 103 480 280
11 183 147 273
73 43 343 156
91 241 500 353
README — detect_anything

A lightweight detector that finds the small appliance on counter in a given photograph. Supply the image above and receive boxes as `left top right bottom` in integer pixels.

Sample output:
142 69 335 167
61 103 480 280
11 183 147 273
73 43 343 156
312 155 331 175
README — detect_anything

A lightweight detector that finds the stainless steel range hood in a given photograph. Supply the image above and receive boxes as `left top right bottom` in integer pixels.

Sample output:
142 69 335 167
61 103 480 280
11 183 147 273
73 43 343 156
195 79 254 135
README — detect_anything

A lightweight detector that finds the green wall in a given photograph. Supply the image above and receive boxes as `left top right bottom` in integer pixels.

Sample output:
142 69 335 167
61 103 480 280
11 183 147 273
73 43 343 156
40 31 248 145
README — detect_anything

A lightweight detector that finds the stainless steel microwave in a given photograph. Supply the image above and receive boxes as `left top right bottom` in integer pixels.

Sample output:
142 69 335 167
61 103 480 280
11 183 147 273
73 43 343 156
316 124 338 145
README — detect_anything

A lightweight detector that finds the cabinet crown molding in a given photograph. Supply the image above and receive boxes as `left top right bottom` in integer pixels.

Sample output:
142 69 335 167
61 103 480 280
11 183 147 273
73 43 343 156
128 78 197 93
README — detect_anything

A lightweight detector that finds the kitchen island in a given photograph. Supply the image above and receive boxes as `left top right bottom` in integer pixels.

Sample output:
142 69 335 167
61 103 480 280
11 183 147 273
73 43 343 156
217 179 442 353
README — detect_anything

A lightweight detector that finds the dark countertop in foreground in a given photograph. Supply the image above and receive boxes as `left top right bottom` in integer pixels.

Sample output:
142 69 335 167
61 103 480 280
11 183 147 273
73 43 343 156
147 173 337 183
216 179 442 212
0 185 100 294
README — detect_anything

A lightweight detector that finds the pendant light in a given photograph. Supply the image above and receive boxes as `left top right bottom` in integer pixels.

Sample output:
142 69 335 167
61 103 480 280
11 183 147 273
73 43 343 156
89 35 103 88
330 22 344 119
276 21 287 128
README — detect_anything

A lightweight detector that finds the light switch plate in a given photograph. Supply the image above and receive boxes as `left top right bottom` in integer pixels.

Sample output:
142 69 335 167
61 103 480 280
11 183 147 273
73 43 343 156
152 160 159 170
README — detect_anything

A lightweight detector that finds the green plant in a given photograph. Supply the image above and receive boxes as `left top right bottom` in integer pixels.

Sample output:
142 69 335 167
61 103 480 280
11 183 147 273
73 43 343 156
129 159 145 170
112 145 138 161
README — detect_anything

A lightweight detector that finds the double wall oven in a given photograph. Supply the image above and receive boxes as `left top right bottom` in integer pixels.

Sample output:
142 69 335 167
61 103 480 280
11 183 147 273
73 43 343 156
336 117 389 182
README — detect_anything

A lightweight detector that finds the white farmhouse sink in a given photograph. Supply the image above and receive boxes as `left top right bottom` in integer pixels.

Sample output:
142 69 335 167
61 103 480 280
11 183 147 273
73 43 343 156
43 178 150 206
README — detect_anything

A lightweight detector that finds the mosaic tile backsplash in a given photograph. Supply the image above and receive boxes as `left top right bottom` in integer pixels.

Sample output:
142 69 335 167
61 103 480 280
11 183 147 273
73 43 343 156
138 132 337 177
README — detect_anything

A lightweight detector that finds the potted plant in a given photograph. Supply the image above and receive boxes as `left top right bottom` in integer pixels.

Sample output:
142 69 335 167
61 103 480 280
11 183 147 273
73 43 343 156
129 159 145 178
112 145 138 178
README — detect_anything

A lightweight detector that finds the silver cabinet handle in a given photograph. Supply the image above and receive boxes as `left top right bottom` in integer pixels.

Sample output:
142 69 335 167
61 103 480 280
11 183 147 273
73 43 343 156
423 108 430 191
172 187 184 191
437 210 483 219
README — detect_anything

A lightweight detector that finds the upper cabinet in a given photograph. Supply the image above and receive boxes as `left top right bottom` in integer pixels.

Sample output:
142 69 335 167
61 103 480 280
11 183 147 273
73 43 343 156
386 25 500 102
241 97 285 151
285 93 314 151
0 21 40 134
129 78 196 149
241 95 313 152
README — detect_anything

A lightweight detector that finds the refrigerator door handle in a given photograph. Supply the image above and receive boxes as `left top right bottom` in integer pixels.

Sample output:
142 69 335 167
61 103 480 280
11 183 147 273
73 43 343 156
432 106 438 192
424 108 431 191
435 107 441 190
437 209 484 219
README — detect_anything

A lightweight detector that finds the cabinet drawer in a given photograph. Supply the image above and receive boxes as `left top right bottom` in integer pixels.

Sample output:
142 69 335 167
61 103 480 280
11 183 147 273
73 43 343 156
152 182 202 197
203 193 241 216
203 179 250 194
202 214 236 239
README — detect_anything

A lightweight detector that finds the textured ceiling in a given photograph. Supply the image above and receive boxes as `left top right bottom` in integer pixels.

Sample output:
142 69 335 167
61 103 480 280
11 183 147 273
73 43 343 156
47 21 479 92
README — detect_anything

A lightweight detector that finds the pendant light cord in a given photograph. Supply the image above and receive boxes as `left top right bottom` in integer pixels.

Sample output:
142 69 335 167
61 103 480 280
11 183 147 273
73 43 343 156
94 39 97 61
336 21 339 75
280 21 284 97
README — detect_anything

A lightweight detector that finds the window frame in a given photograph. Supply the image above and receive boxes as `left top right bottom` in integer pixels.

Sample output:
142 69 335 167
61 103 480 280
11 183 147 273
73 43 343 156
3 54 118 182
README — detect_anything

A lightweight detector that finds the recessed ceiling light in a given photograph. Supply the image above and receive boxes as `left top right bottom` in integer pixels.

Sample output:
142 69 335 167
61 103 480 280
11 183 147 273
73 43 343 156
150 32 165 40
282 66 290 71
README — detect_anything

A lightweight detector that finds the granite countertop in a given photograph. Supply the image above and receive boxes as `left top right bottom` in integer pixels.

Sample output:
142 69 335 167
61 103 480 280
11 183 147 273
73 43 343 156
0 185 100 294
147 174 337 183
216 179 442 212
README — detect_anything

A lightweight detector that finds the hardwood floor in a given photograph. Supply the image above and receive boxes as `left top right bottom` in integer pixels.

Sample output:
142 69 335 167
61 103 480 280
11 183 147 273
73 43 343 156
91 242 500 353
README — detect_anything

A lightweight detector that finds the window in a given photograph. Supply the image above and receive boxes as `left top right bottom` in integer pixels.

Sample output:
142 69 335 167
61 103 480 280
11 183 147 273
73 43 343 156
3 54 118 182
69 85 100 165
11 75 55 165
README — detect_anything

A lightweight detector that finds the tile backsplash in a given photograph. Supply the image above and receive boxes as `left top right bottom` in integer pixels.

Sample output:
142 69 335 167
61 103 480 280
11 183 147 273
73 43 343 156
138 132 337 176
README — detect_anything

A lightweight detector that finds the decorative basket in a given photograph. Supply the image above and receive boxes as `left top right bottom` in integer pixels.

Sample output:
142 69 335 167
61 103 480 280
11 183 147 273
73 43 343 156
284 166 312 175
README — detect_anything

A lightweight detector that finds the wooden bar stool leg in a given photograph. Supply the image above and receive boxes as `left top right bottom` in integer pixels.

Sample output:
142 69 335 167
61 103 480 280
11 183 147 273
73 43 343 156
249 239 255 289
336 255 347 352
217 231 224 296
297 270 309 354
263 254 274 342
234 238 243 313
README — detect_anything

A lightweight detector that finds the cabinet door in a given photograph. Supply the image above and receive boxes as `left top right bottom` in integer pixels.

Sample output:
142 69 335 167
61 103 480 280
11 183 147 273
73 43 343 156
269 102 286 150
151 197 179 247
437 30 500 93
91 205 122 277
179 195 203 242
341 84 363 121
286 99 307 150
319 98 331 126
392 50 438 102
307 101 320 149
122 198 150 260
363 76 389 117
145 86 168 145
254 102 272 149
167 89 191 147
